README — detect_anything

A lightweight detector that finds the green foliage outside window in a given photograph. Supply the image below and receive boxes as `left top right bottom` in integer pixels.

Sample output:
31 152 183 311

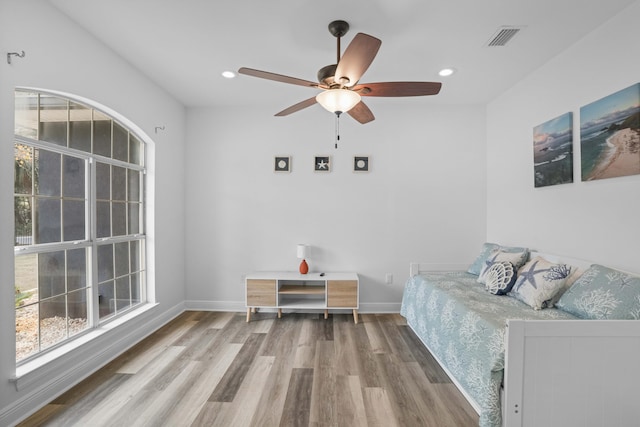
15 286 32 308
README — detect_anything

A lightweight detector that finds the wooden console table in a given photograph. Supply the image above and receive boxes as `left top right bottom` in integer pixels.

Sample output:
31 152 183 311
245 272 359 323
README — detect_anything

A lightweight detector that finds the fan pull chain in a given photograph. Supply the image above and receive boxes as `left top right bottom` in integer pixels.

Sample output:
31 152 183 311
335 112 341 149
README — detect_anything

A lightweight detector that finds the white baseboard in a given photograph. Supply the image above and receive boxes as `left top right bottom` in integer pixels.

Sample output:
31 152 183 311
1 302 185 427
184 300 400 313
185 300 246 312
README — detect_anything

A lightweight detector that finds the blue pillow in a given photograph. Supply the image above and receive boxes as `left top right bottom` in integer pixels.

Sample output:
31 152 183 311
556 264 640 319
467 243 500 275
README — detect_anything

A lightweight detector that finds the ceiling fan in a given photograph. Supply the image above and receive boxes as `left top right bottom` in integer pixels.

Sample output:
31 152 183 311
238 20 442 125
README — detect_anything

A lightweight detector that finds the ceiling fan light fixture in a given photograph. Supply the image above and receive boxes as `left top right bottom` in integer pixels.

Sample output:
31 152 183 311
239 20 441 124
316 89 361 114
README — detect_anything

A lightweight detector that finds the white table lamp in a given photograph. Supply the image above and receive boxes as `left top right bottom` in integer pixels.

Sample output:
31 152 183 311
297 244 309 274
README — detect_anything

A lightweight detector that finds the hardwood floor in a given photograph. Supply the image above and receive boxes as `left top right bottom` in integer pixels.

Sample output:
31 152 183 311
18 311 479 427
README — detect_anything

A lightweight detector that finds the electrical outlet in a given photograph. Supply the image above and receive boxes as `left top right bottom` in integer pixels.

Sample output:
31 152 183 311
385 273 393 284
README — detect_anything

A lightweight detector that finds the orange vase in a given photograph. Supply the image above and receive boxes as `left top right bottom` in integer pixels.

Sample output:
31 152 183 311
299 259 309 274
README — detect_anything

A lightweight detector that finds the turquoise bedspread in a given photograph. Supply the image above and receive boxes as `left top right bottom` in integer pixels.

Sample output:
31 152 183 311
400 271 577 427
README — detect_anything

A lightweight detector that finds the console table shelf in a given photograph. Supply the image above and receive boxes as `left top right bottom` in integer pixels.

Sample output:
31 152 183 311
245 272 359 323
278 285 325 295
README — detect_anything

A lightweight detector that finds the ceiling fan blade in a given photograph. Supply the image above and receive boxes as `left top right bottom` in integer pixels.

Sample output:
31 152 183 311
275 97 318 116
334 33 381 87
238 67 323 88
353 82 442 97
348 101 375 124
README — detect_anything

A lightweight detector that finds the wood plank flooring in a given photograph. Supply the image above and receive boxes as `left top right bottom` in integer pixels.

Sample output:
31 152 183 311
18 311 479 427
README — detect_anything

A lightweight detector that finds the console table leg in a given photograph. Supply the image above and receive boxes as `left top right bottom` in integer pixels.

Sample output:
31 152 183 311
353 309 359 324
324 309 329 320
246 308 251 322
278 308 282 319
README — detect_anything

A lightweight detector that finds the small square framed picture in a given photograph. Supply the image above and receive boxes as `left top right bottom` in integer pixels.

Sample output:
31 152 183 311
354 156 369 172
314 156 331 172
274 156 291 173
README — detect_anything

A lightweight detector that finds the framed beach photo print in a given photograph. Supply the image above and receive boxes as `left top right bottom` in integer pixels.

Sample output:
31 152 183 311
580 83 640 181
354 156 369 172
274 156 291 173
533 112 574 187
314 156 330 172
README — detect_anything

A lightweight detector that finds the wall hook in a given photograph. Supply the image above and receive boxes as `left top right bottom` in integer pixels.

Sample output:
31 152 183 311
154 126 165 134
7 51 25 65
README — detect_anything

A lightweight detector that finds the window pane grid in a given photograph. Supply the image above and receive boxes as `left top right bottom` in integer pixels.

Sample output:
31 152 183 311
15 250 90 361
97 239 145 321
95 162 144 239
14 89 146 364
15 134 144 173
15 92 38 139
16 90 144 167
39 95 68 147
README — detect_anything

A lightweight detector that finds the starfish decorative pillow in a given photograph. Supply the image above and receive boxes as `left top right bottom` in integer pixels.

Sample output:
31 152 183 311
509 256 573 310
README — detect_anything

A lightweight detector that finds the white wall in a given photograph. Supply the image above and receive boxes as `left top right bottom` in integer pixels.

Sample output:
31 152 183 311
0 1 186 424
486 1 640 272
185 102 487 311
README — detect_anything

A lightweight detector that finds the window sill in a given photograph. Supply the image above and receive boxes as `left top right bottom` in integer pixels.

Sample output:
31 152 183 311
11 302 159 391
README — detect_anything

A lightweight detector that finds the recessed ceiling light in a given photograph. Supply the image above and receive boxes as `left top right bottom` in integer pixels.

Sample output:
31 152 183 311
222 71 236 79
438 68 456 77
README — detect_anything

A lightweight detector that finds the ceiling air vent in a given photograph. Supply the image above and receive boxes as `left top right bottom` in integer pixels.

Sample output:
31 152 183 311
486 26 524 47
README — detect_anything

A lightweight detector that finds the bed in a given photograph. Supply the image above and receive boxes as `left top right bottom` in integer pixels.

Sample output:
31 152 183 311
401 252 640 427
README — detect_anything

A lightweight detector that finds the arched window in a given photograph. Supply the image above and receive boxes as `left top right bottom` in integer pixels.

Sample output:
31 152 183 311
14 90 147 363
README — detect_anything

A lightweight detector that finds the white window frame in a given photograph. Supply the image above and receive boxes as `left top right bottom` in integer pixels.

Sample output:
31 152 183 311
13 88 152 367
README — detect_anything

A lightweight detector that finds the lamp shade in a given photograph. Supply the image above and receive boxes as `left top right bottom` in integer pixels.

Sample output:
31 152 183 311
296 244 309 259
316 89 361 113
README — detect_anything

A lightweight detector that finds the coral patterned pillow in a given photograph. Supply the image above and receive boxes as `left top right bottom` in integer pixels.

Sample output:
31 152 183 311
556 264 640 319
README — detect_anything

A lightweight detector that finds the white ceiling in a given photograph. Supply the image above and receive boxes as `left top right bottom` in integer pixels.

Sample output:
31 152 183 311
50 0 636 111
